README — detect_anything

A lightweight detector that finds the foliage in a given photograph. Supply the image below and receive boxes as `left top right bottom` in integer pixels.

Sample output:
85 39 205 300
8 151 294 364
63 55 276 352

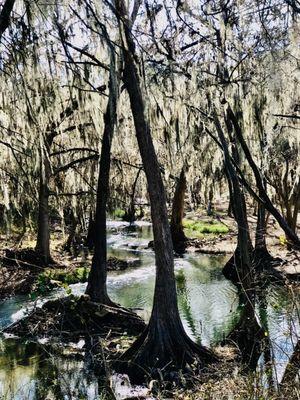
36 266 89 294
183 219 229 238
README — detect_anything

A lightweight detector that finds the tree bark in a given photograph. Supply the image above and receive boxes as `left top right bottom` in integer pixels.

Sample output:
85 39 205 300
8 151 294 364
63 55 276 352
170 167 187 253
85 49 119 305
213 111 254 288
115 0 216 382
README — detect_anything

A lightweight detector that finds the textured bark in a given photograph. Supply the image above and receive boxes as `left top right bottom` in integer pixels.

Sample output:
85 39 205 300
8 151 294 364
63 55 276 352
170 167 187 252
115 0 216 382
85 53 119 305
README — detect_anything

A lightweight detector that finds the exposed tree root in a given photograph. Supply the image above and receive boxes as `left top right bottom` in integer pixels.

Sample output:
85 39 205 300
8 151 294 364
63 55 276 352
253 247 282 271
115 319 218 384
4 295 146 340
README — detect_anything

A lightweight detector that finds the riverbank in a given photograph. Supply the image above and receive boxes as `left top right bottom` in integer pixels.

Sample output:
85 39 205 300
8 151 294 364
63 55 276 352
1 214 299 300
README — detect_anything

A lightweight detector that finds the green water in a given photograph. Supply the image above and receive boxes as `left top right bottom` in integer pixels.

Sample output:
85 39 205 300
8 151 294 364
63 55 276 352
0 221 299 399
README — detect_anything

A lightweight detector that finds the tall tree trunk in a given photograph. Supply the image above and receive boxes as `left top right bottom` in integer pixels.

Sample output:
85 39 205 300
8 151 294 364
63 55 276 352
35 151 51 265
227 104 300 250
63 209 78 254
214 111 263 362
170 167 187 253
115 0 216 382
213 112 254 287
85 50 119 305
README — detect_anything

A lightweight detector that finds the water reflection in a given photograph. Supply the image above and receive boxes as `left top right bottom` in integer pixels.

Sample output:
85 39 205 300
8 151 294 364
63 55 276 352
0 338 105 400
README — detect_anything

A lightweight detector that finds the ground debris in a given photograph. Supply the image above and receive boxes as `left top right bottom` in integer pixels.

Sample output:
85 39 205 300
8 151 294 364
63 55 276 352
3 295 146 340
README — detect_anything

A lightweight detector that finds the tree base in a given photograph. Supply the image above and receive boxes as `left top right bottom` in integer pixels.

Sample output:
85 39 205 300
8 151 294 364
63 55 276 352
222 247 244 284
223 247 283 286
253 247 282 270
115 320 218 384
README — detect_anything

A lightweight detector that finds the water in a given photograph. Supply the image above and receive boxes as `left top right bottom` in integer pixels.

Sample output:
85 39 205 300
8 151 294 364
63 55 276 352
0 221 299 399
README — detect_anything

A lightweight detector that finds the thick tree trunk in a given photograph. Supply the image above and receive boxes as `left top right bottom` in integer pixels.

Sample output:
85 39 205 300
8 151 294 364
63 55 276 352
253 189 277 268
85 211 95 250
85 53 119 305
170 167 187 253
227 104 300 249
255 200 267 251
116 0 216 382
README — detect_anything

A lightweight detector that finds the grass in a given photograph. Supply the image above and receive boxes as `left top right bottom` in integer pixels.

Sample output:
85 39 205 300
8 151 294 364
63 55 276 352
112 208 126 219
183 218 229 238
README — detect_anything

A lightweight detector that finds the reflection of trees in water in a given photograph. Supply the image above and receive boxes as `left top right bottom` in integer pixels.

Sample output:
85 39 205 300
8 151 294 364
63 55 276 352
226 290 264 372
176 270 200 342
257 290 275 389
187 256 226 283
176 263 241 345
0 339 101 399
281 339 300 387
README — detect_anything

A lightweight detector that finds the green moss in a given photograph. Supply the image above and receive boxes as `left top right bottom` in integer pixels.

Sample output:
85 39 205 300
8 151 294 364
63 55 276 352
183 219 229 237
